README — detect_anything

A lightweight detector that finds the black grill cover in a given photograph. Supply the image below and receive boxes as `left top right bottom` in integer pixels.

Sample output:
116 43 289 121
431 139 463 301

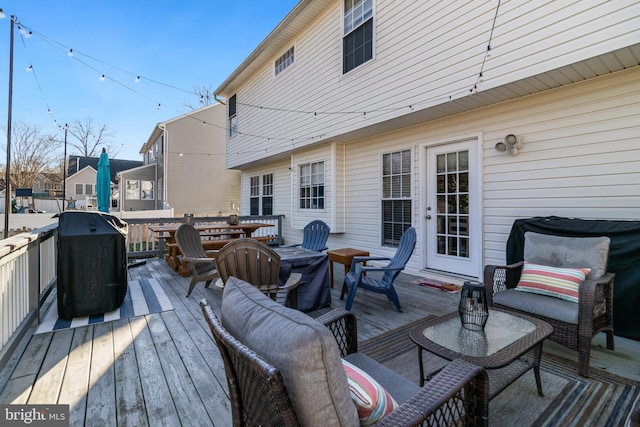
506 216 640 341
57 211 128 319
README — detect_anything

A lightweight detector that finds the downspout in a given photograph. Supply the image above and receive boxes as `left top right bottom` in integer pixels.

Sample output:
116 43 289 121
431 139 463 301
159 124 168 210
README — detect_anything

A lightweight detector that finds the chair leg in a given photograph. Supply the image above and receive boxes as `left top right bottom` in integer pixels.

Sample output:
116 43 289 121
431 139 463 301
577 334 591 378
386 286 402 312
186 278 198 297
344 285 357 311
606 330 615 351
204 280 213 288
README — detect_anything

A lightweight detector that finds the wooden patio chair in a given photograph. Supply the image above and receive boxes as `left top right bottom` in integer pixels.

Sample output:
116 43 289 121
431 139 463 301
201 285 489 427
216 238 301 307
484 232 615 377
174 223 219 297
341 227 416 312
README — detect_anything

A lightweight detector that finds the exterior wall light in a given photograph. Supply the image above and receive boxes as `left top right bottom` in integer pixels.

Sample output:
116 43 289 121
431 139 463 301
495 134 523 155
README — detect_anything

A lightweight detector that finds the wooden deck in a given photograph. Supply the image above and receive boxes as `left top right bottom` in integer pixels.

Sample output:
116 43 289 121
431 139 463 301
0 258 638 426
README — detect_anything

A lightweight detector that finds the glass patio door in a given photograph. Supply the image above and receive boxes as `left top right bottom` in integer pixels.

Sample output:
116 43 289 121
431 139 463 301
425 139 481 278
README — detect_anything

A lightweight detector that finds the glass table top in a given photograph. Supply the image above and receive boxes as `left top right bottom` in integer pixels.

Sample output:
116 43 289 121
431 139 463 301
422 310 537 357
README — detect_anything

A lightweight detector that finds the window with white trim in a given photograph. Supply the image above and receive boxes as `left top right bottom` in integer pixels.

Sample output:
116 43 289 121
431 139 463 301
228 94 237 138
343 0 373 74
381 149 412 246
275 47 294 75
75 183 83 195
250 174 274 215
299 161 324 210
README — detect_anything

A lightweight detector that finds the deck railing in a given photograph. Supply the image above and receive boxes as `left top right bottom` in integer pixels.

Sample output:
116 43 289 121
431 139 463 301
0 215 283 372
0 224 57 371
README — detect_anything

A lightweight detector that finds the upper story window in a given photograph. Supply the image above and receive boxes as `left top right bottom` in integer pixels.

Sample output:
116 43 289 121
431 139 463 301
343 0 373 74
381 149 412 246
275 47 295 76
228 94 237 138
299 161 324 210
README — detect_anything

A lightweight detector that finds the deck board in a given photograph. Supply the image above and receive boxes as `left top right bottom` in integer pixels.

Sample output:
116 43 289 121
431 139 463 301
59 326 92 426
0 257 638 426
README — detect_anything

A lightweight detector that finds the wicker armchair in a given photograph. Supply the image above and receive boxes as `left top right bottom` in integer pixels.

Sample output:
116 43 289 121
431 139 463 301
484 232 615 377
201 299 489 427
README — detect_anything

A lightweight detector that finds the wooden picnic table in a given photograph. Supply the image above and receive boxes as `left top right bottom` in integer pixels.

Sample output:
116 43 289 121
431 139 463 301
148 222 275 276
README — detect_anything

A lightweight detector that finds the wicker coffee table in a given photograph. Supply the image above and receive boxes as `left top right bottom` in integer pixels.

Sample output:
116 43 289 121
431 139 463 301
409 308 552 400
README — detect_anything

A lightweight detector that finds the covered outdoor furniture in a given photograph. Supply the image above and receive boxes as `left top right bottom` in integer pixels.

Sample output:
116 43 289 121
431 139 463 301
484 231 615 377
291 219 330 251
216 238 301 307
174 223 219 297
341 227 416 312
201 276 489 426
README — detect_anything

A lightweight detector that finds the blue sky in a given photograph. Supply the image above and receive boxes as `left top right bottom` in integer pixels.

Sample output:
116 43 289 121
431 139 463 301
0 1 299 161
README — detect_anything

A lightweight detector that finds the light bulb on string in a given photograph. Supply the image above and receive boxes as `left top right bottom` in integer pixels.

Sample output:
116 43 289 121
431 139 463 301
26 65 33 72
68 48 74 57
135 76 141 83
100 74 105 81
157 103 161 109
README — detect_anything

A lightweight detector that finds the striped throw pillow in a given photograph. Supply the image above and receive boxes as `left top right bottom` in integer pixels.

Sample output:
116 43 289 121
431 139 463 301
342 359 398 426
516 262 591 303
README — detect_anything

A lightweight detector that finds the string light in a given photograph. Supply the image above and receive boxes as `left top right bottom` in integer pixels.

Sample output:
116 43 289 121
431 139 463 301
26 65 33 72
6 1 502 148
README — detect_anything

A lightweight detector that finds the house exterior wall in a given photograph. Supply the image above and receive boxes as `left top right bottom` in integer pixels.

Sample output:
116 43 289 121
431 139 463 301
119 164 157 212
241 67 640 277
66 167 95 202
221 0 640 169
141 104 241 217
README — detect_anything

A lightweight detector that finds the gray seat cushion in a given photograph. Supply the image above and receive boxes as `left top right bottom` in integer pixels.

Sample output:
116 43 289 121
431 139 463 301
493 288 579 324
221 277 359 427
344 352 420 404
523 232 610 279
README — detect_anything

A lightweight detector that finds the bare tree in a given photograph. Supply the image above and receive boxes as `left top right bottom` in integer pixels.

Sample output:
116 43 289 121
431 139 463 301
67 117 118 157
185 83 217 110
0 120 60 190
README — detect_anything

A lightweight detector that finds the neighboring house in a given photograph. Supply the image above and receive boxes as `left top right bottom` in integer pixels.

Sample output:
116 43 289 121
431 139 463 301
132 103 241 217
214 0 640 280
33 172 63 196
66 155 142 209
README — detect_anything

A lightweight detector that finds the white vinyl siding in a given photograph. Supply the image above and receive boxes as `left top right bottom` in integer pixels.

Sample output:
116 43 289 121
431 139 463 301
222 0 639 169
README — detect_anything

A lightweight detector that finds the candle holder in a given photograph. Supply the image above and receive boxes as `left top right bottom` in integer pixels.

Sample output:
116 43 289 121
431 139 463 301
227 214 239 225
458 280 489 331
183 213 194 225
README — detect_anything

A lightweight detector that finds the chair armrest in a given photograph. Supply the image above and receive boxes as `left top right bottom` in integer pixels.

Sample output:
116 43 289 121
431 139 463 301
279 272 302 291
349 256 392 273
578 272 615 324
483 261 524 305
316 309 358 356
182 256 216 264
374 359 489 427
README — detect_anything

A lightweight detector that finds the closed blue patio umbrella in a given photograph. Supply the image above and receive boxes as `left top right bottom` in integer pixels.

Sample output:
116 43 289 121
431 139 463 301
97 148 111 213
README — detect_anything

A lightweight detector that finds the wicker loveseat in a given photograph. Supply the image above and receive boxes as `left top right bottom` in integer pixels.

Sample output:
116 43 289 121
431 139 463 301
484 232 615 377
201 276 489 426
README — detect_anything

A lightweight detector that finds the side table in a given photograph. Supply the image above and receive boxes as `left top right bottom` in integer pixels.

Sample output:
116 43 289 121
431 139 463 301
326 248 369 288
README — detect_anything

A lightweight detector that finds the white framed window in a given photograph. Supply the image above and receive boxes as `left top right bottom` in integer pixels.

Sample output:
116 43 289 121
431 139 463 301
249 174 274 215
75 183 83 195
275 46 294 75
228 94 237 138
85 184 93 196
381 149 412 246
126 180 140 200
141 180 154 200
343 0 374 73
299 161 325 210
